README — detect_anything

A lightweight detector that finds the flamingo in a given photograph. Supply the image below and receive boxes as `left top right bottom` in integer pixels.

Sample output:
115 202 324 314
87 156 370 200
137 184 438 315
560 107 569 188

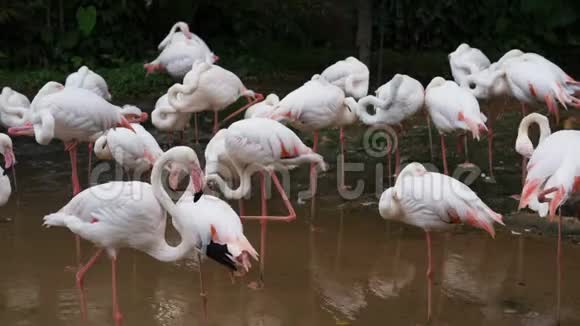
0 134 15 214
145 22 218 80
205 118 326 287
354 74 425 178
94 123 163 178
517 113 580 318
244 94 279 119
8 82 134 195
379 162 503 320
42 146 248 324
467 51 580 125
65 66 112 101
425 77 487 175
448 43 491 88
268 75 358 192
320 56 370 99
167 60 263 134
157 21 217 62
152 93 193 144
0 87 31 129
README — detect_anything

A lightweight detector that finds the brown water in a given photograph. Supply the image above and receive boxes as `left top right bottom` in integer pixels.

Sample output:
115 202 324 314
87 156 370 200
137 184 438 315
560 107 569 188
2 104 580 326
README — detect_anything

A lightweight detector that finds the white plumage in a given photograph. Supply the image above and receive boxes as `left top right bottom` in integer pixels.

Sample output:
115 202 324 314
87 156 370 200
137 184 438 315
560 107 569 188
0 87 31 128
448 43 491 88
65 66 112 100
321 56 370 99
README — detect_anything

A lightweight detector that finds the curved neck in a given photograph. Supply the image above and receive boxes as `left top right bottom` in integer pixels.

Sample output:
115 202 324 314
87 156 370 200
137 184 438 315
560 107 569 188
518 114 551 149
146 215 195 263
206 158 253 199
150 152 179 217
355 96 386 125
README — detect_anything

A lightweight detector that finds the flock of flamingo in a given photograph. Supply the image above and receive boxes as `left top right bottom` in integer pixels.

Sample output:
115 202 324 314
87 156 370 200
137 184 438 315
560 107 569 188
1 21 579 324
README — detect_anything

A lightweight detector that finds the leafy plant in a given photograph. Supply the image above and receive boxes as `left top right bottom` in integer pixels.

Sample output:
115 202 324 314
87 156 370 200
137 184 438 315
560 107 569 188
77 6 97 36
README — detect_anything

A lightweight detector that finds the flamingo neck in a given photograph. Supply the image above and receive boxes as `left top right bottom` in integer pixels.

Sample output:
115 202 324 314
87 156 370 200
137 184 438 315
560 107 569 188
150 152 179 217
518 114 551 150
147 216 195 263
355 96 383 125
206 157 253 200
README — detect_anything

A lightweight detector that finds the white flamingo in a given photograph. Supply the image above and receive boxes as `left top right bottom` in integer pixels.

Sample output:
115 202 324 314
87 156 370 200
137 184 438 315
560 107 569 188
167 61 263 134
0 134 16 211
425 77 487 175
244 94 279 119
42 146 247 324
205 118 325 287
151 93 193 144
268 75 358 191
65 66 112 101
355 74 425 177
448 43 490 88
158 21 217 61
379 162 503 319
0 87 31 129
320 56 370 99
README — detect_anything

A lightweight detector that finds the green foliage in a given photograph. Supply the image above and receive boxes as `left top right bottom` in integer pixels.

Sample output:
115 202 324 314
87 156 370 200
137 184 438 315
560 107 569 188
76 6 97 36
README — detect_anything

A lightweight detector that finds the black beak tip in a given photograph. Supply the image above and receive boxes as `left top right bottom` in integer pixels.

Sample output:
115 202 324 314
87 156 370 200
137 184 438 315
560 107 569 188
206 241 237 271
193 191 203 203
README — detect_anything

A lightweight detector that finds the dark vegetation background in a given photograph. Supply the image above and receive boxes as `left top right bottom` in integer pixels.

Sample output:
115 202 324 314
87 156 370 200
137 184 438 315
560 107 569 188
2 0 580 97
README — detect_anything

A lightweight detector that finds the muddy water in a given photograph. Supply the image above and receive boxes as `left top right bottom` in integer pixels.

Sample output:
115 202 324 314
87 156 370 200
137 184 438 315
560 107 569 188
1 102 580 326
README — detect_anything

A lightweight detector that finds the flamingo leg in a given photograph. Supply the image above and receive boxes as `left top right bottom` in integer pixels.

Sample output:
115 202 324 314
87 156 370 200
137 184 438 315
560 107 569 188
426 110 434 162
76 248 104 321
425 231 433 322
11 165 17 193
87 142 93 181
213 111 219 134
395 128 401 176
310 131 319 197
487 109 495 179
240 171 296 221
521 103 528 116
66 141 81 195
440 135 448 175
387 147 392 186
339 127 346 190
238 199 245 217
168 132 174 146
198 253 208 323
111 256 123 326
194 113 199 144
258 171 267 289
220 96 262 125
180 131 185 144
556 211 562 323
522 157 528 186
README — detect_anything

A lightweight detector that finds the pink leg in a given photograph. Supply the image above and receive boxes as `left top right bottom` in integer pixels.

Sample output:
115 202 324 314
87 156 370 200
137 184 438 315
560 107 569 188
339 127 346 190
221 96 263 125
87 142 93 181
394 129 401 176
259 172 267 288
240 171 296 221
76 248 104 320
440 135 448 175
426 110 434 162
387 149 392 186
238 199 245 217
111 256 123 326
198 253 208 323
194 113 199 144
556 212 562 322
213 111 219 134
310 131 319 197
425 231 433 321
488 110 495 179
522 157 528 186
521 103 528 116
66 142 81 195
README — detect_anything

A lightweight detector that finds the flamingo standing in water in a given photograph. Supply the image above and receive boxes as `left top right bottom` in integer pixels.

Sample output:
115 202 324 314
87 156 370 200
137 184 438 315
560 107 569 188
268 75 358 192
8 82 134 195
517 113 580 314
168 60 263 134
379 162 503 320
43 147 254 324
205 118 326 287
65 66 112 101
94 123 163 178
152 93 193 144
425 77 487 175
0 134 16 217
354 74 425 179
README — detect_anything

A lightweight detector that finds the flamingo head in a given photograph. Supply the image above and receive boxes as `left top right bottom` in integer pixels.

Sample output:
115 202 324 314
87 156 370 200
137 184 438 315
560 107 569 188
378 187 404 221
515 136 534 158
212 54 220 63
0 134 15 169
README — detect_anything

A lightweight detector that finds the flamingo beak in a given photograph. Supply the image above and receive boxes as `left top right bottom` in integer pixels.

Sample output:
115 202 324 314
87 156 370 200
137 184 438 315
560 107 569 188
8 122 34 137
140 112 149 123
212 55 220 63
4 149 14 169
